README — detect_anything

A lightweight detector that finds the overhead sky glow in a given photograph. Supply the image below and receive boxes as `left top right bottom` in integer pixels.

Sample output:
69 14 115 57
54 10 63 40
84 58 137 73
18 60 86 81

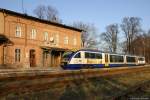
0 0 150 33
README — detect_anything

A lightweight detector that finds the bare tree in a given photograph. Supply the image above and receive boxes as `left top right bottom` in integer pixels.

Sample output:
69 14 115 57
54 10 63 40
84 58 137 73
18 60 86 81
101 24 119 53
130 30 150 63
33 5 61 23
141 31 150 63
121 17 142 54
46 5 60 22
72 22 98 49
33 5 46 19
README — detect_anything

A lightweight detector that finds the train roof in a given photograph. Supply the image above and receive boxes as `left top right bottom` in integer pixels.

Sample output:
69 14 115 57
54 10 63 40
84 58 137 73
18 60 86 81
76 49 122 54
75 49 144 57
77 49 103 53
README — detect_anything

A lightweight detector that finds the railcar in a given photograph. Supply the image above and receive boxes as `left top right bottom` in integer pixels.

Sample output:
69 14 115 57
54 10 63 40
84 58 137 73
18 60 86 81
137 57 145 65
61 50 105 69
61 49 145 70
108 54 125 67
125 55 138 66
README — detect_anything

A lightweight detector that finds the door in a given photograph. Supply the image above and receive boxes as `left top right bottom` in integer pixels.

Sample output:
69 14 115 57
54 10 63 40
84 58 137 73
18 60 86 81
105 54 109 67
50 51 60 67
0 46 3 64
30 49 36 67
43 51 49 67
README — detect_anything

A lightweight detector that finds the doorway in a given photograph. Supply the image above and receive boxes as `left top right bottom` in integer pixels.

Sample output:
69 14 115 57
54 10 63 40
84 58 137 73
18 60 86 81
30 49 36 67
51 50 61 67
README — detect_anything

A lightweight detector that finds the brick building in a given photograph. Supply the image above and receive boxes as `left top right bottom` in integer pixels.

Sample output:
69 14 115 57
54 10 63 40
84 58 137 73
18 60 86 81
0 8 82 68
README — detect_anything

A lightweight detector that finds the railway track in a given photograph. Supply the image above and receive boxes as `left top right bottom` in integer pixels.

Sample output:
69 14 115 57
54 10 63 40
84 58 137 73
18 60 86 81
0 66 149 98
0 66 149 80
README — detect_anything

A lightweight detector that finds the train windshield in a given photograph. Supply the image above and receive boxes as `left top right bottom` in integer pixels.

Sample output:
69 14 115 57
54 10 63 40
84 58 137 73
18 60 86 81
62 51 74 59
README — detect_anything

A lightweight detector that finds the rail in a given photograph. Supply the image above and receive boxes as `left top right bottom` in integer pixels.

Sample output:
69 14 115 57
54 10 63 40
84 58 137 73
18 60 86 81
0 66 149 97
0 66 149 80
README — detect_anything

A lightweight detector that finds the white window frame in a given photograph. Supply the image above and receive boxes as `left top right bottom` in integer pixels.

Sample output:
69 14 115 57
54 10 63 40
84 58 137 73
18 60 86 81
15 48 21 62
44 32 48 41
15 26 21 37
64 36 68 45
31 29 36 39
55 34 59 45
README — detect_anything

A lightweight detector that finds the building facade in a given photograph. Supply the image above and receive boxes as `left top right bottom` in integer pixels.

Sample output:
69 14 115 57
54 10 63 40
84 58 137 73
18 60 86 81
0 9 82 68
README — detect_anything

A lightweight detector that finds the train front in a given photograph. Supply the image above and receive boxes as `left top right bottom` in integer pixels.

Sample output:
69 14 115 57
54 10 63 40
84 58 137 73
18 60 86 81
60 51 74 69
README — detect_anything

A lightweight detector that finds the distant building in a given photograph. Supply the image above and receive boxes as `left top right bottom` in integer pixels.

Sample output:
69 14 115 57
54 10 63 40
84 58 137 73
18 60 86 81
0 8 82 68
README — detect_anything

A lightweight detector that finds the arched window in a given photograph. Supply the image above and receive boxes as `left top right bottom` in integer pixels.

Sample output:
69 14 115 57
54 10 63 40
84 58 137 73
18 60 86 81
16 26 21 37
31 29 36 39
15 49 21 62
64 36 68 44
73 38 77 45
44 32 48 41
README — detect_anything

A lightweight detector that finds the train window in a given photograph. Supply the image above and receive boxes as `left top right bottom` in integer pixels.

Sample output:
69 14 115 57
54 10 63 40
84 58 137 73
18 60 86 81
138 58 144 61
110 55 115 62
126 56 136 62
118 56 124 62
85 52 95 59
96 53 102 59
74 52 81 58
85 52 90 58
85 52 102 59
110 55 124 62
90 53 95 58
62 52 74 58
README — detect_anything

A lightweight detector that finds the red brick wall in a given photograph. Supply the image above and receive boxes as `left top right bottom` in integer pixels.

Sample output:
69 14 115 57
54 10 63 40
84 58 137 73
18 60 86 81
0 12 82 68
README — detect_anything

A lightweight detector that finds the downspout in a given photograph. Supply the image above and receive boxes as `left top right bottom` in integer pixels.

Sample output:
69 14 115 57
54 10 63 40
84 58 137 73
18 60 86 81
24 23 28 68
2 10 7 65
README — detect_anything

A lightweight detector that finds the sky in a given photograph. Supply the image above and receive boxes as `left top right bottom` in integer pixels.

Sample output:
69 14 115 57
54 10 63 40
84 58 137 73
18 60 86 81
0 0 150 34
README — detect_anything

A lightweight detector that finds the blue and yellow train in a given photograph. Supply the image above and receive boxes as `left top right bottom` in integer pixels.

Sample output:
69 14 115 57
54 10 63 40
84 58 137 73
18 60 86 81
61 49 145 70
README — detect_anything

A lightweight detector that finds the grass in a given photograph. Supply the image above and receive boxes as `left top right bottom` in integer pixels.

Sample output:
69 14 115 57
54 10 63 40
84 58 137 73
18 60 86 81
2 69 150 100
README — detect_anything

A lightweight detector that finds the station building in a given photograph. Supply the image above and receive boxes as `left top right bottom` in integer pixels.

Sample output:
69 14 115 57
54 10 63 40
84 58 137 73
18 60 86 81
0 8 82 68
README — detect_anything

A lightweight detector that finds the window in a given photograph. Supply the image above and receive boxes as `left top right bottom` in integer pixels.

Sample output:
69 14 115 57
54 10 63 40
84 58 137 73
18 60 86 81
126 56 136 62
16 26 21 37
110 55 124 62
85 52 93 58
90 53 95 58
85 52 90 58
62 52 74 58
96 53 102 59
85 52 102 59
118 56 124 62
74 52 81 58
64 36 68 44
15 49 21 62
73 38 77 45
138 57 144 61
44 32 48 41
31 29 36 39
55 34 59 45
110 55 115 62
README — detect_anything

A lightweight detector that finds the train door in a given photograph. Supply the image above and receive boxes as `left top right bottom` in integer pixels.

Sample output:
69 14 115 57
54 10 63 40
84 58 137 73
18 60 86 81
105 53 109 67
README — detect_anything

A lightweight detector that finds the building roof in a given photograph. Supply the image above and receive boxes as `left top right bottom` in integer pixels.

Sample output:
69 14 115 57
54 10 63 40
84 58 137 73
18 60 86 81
0 34 13 45
0 8 83 32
